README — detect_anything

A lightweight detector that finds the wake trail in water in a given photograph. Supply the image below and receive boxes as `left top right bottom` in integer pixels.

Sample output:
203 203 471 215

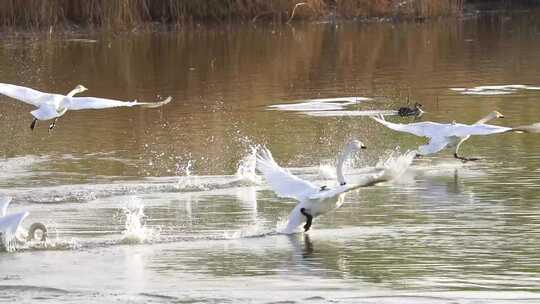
0 148 262 204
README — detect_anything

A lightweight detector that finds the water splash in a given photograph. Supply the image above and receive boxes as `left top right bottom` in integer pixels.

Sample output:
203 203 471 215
235 145 261 185
121 204 158 244
317 164 337 180
222 222 271 239
374 148 416 182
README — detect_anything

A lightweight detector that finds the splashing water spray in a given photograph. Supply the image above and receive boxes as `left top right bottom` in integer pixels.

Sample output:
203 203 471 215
121 198 158 244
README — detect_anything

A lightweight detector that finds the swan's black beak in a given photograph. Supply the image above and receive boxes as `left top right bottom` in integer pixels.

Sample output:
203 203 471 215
361 145 367 149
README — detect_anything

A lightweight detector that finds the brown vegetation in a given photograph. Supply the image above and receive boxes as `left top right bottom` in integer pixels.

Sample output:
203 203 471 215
0 0 464 30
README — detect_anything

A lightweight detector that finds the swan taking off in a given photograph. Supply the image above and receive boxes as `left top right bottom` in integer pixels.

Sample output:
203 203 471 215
0 196 47 252
371 111 540 161
256 140 409 234
0 83 172 131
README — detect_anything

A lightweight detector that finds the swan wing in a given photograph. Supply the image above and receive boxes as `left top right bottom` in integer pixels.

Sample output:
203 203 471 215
311 149 416 198
446 123 513 137
0 83 54 107
511 123 540 134
417 137 450 155
0 211 28 236
371 116 443 138
0 196 12 217
256 147 319 201
66 96 172 110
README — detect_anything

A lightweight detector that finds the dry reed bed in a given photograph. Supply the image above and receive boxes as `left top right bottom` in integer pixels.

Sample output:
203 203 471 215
0 0 464 30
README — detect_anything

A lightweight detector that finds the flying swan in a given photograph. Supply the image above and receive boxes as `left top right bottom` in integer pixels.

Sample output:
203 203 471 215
256 140 410 234
0 83 172 131
371 111 540 161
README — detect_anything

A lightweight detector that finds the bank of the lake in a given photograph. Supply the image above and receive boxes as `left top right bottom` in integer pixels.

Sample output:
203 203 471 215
1 0 465 31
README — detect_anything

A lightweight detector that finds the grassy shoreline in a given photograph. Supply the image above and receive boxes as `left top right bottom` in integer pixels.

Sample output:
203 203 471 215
0 0 465 31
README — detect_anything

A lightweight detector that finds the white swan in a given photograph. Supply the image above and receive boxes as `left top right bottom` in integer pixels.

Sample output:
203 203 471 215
0 196 47 251
0 83 172 131
256 140 405 234
371 111 540 161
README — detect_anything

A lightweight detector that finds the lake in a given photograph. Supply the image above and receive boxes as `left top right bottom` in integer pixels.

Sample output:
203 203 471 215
2 10 540 303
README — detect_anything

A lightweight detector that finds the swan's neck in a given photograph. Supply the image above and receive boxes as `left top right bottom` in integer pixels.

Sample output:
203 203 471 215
66 88 83 98
336 148 352 186
475 112 497 124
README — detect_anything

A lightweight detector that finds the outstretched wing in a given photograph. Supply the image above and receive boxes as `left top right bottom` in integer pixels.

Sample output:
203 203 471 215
371 116 443 138
256 147 319 201
0 83 54 107
511 123 540 134
0 211 29 237
446 123 512 137
0 196 12 217
312 150 416 200
417 137 451 155
66 96 172 110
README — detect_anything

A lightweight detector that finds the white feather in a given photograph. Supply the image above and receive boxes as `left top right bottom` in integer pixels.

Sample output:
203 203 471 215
0 196 12 217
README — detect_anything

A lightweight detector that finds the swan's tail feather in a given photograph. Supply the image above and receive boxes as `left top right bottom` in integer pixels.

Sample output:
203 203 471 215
511 122 540 133
139 96 172 108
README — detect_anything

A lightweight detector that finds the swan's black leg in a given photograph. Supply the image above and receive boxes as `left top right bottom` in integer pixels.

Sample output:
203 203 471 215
48 118 58 132
454 153 479 162
30 118 37 131
300 208 313 232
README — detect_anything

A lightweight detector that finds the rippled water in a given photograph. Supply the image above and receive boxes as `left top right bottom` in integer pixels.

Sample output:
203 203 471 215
2 10 540 303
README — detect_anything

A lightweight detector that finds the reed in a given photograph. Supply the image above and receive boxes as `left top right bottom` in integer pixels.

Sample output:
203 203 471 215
0 0 465 30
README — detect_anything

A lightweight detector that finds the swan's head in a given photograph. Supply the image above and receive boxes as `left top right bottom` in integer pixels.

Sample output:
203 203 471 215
492 110 504 118
414 102 423 109
346 140 367 152
74 84 88 93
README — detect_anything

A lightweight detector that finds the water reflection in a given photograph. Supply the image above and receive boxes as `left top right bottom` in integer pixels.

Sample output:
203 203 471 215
2 10 540 303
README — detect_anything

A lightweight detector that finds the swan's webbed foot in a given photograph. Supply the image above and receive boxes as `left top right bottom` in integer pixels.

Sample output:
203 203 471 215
300 208 313 232
454 153 479 162
30 118 37 131
48 119 58 133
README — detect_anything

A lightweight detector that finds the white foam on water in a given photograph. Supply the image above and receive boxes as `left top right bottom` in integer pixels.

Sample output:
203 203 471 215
269 97 369 112
0 155 49 180
121 203 158 244
304 110 398 117
450 84 540 95
2 149 263 204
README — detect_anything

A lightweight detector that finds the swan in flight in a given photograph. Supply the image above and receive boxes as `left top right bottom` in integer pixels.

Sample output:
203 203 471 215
0 83 172 131
371 111 540 161
0 196 47 251
256 140 408 234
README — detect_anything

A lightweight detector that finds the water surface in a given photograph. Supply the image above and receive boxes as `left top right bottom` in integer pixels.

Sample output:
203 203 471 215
2 11 540 303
